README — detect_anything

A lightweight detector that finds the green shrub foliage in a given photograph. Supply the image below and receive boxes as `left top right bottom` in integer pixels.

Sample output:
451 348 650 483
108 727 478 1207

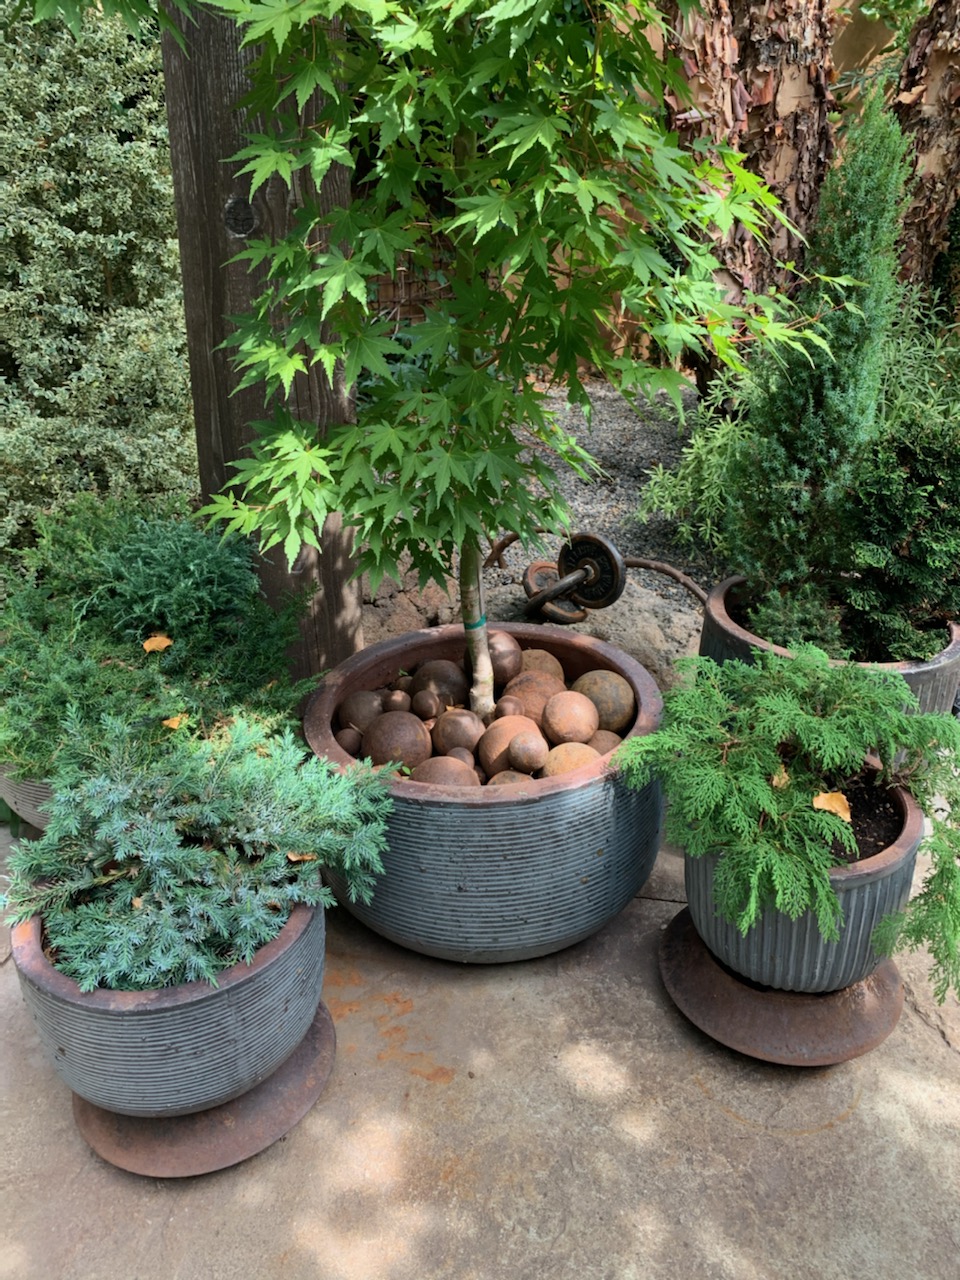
4 712 391 991
0 4 196 582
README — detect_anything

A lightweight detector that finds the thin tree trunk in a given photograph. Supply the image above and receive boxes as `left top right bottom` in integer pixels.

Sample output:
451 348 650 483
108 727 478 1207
161 9 363 680
895 0 960 290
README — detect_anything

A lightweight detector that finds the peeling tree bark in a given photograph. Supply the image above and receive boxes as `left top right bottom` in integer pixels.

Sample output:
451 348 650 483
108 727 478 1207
895 0 960 289
161 10 363 681
663 0 838 300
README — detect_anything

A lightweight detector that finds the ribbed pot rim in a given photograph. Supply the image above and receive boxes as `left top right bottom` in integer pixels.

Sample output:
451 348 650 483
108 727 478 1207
707 575 960 675
11 903 315 1012
303 621 663 805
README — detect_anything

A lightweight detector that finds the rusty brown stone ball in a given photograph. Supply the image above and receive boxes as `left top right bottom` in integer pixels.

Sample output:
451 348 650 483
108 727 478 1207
447 746 476 768
409 756 481 787
587 729 622 756
540 742 600 777
507 728 550 774
409 659 469 709
477 714 541 777
411 689 442 720
339 689 384 734
571 670 637 734
487 630 523 685
361 710 433 770
486 770 535 788
335 727 362 756
520 648 565 682
494 694 526 719
381 688 412 713
541 690 600 746
432 708 486 756
502 670 567 727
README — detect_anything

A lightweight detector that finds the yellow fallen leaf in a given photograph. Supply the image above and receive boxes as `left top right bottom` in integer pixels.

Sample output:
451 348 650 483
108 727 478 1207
813 791 852 823
132 897 143 909
143 633 174 653
286 852 318 863
162 714 187 730
771 764 790 789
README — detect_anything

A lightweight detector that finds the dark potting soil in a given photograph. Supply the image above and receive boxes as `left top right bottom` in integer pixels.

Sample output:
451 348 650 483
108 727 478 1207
831 773 903 864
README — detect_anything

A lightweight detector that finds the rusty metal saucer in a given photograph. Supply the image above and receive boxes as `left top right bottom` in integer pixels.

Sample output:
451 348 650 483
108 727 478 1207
659 909 904 1066
72 1002 336 1177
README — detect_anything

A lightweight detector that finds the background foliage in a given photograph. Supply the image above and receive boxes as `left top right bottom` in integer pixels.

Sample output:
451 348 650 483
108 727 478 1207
0 2 197 586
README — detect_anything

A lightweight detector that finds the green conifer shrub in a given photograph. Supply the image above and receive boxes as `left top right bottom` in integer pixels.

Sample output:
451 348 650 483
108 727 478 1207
0 3 196 587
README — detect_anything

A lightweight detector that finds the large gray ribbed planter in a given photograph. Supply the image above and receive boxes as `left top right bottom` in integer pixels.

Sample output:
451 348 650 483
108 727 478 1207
685 784 924 992
304 623 663 963
11 903 326 1117
700 576 960 716
0 768 52 831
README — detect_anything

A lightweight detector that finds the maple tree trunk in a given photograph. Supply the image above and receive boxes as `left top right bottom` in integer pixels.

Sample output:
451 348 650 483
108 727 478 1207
161 9 362 681
894 0 960 291
662 0 837 300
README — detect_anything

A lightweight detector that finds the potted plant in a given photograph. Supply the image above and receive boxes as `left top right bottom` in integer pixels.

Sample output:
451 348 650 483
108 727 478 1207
614 645 960 1004
192 2 816 959
3 709 391 1120
639 90 960 713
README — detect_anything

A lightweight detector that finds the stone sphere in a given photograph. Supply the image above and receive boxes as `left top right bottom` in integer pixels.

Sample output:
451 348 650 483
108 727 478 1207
447 746 476 768
409 756 481 787
494 695 526 719
432 708 486 756
540 742 600 777
335 727 362 756
394 674 414 693
411 689 442 720
520 648 565 682
361 711 433 770
410 659 469 709
587 729 623 756
487 770 535 787
502 670 567 727
339 689 384 734
381 688 412 713
487 630 523 685
571 669 637 734
477 714 541 777
541 690 600 745
507 728 550 774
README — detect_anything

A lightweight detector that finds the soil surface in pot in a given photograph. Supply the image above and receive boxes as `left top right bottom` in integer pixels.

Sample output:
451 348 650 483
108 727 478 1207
829 772 902 864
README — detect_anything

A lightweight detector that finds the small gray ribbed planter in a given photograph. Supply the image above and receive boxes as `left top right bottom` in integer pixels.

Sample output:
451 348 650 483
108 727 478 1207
685 785 924 992
0 768 52 831
700 577 960 716
12 903 326 1117
304 623 663 963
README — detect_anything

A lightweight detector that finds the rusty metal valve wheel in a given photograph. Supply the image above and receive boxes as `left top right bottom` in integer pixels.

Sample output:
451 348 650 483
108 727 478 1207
556 534 628 610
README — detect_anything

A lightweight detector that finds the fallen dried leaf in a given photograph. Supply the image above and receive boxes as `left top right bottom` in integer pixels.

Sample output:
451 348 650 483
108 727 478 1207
143 633 174 653
162 714 186 730
813 791 852 823
286 852 318 863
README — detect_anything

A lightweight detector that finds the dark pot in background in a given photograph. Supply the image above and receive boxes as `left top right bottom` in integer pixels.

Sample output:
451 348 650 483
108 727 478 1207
700 576 960 716
304 623 663 963
0 768 52 831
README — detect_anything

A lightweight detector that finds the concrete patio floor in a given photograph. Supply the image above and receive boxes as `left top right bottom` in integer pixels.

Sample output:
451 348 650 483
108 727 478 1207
2 817 958 1280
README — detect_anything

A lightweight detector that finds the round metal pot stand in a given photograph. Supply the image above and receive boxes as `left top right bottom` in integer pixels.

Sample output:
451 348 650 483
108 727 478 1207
700 576 960 716
304 622 664 963
659 786 925 1066
11 905 337 1177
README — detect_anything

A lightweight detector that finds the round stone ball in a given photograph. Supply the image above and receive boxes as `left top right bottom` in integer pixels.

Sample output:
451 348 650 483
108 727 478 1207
486 770 535 788
494 695 526 719
361 711 433 770
540 742 600 777
411 689 442 721
571 670 637 734
520 648 565 682
487 630 523 685
587 729 623 756
409 659 470 709
541 690 600 746
477 714 542 777
447 746 476 768
432 708 486 756
502 670 567 727
394 674 414 693
507 728 551 775
381 688 412 714
339 689 384 734
409 756 481 787
335 727 362 756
